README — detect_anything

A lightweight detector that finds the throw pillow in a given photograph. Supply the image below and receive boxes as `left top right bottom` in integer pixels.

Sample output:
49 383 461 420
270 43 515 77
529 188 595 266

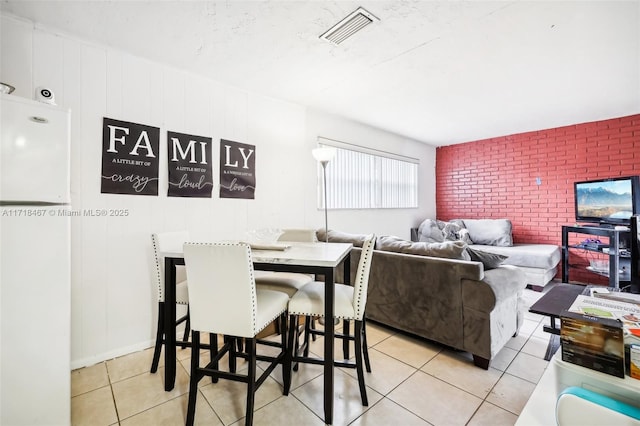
316 229 369 247
458 228 474 245
377 235 469 260
442 222 474 244
442 222 461 241
466 247 508 270
417 219 445 243
459 219 513 247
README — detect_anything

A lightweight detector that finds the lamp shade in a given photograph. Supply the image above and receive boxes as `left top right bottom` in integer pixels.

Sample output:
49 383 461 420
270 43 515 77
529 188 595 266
312 146 337 163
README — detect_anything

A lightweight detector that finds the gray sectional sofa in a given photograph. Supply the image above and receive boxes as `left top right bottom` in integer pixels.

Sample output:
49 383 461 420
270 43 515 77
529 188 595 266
412 219 561 290
320 230 528 369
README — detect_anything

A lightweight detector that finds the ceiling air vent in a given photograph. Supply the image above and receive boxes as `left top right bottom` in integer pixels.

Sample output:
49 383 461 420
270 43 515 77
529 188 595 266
320 7 379 45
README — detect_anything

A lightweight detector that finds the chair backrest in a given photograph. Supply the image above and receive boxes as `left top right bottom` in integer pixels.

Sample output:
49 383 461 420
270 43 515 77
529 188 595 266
352 234 376 320
278 229 318 243
183 242 258 338
151 231 190 302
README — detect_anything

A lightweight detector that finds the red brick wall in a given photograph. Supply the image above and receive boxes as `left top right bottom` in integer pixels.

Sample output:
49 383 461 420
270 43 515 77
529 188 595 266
436 114 640 284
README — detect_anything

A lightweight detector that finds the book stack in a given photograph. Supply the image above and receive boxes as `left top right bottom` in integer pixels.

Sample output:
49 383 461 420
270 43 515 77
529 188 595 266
561 293 640 379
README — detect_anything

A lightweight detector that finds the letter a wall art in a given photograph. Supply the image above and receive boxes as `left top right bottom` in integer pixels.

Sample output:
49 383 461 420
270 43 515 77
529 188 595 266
101 117 160 195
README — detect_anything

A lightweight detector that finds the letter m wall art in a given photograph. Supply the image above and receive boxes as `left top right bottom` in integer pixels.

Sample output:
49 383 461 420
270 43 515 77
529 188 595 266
167 131 213 198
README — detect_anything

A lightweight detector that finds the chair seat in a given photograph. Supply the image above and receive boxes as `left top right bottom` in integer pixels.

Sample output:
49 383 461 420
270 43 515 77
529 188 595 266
255 272 314 297
288 281 356 319
176 280 189 305
255 289 290 334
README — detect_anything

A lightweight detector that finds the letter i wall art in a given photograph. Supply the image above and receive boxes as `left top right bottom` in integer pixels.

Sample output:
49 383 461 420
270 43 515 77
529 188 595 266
100 117 256 199
167 131 213 198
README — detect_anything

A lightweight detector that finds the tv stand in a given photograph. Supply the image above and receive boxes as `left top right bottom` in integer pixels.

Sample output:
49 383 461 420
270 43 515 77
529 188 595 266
561 225 631 290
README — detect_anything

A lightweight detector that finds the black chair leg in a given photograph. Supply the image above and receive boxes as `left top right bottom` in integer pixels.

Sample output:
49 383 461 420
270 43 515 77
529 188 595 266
302 317 311 358
245 338 257 426
362 318 371 373
210 333 218 383
274 317 282 335
354 321 368 406
281 313 292 395
228 336 237 373
342 319 350 360
186 331 201 426
310 317 317 341
150 302 164 373
290 315 301 373
180 307 190 349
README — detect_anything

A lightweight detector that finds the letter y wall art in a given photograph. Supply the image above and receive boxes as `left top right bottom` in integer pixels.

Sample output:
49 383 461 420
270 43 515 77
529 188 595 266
100 117 256 199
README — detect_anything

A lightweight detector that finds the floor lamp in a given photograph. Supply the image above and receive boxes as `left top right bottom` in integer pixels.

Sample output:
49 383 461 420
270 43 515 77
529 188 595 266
312 146 336 242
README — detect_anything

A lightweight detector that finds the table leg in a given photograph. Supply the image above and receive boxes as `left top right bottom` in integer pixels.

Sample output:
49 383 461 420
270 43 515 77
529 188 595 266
545 334 561 361
324 267 334 425
164 257 177 391
542 316 561 361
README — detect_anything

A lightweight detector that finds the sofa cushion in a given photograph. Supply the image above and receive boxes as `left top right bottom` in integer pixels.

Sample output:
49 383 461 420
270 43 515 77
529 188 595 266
316 229 368 247
418 219 473 244
417 219 445 243
377 235 470 260
480 265 527 304
466 247 508 270
470 243 561 270
443 221 474 244
460 219 513 247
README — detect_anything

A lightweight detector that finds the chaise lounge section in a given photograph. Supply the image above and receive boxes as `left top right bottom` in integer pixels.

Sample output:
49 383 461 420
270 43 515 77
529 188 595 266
412 219 561 290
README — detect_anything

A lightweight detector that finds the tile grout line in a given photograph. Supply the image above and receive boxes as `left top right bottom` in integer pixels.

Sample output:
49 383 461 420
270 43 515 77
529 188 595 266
104 361 122 425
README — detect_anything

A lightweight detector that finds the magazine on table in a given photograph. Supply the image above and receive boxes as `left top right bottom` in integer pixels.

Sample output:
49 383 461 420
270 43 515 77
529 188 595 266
568 294 640 345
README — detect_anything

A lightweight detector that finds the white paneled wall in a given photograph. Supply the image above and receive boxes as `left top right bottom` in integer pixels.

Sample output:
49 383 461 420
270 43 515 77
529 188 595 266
0 13 435 368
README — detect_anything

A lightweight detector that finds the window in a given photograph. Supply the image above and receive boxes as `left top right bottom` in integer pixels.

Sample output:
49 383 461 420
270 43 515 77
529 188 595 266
316 138 418 209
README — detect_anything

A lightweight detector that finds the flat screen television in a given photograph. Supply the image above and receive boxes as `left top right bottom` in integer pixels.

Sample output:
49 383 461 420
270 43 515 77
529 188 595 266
574 176 640 226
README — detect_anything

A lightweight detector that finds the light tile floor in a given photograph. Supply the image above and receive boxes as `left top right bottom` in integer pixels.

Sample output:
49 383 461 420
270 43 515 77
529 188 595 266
71 286 554 425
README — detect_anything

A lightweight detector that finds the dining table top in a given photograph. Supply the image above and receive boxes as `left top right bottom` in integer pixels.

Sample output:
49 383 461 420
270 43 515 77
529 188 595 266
161 240 353 268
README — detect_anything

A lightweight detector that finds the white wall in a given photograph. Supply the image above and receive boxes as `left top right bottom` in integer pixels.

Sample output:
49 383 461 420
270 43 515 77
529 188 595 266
1 13 436 368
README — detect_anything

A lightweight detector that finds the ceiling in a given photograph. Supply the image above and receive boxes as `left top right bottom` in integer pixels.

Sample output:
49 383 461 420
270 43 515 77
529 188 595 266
2 1 639 146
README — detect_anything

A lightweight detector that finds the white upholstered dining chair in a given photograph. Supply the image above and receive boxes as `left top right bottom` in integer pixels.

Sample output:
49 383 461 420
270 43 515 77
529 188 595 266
253 228 318 296
254 228 319 338
183 242 290 426
150 231 191 373
286 234 376 405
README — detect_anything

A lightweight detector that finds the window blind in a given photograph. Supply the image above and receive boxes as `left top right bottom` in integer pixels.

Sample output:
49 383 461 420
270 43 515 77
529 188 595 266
316 138 418 209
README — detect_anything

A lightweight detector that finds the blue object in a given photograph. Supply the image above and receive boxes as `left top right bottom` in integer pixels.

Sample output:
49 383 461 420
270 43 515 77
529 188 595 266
558 386 640 421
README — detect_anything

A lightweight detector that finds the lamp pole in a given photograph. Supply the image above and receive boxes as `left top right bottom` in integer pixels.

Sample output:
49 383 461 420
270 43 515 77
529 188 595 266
312 146 337 242
320 160 329 243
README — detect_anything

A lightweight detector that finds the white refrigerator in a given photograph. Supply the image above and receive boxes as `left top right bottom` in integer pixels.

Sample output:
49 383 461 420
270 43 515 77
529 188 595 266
0 93 71 425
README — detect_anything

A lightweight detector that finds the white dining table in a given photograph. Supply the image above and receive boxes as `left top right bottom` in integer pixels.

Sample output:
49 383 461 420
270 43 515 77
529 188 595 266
160 240 352 425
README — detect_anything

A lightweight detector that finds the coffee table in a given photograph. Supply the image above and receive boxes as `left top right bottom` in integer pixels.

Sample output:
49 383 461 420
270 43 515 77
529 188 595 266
528 283 587 360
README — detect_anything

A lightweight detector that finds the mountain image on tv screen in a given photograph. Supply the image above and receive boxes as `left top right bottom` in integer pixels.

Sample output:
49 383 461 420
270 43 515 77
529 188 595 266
577 180 633 220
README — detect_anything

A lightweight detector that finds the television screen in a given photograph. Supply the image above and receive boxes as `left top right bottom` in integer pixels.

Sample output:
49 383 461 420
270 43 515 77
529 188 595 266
575 177 638 225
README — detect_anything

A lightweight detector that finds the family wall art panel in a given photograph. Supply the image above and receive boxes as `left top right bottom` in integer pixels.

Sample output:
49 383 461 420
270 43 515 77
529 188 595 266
101 118 160 195
219 139 256 200
167 131 213 198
